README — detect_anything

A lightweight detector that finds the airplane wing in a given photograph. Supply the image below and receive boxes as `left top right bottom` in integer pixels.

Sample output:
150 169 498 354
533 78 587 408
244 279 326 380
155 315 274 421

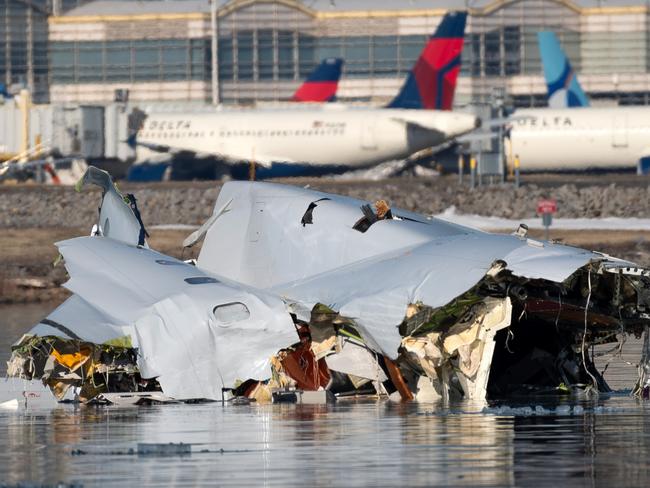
129 135 280 168
390 117 444 134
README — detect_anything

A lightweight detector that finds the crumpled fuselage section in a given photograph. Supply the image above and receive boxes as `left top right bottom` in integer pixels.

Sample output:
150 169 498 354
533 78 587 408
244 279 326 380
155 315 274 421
7 172 650 405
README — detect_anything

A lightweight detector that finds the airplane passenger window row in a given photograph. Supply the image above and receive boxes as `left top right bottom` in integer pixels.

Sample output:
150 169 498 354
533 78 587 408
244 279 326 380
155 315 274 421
218 129 346 137
141 129 345 139
142 132 206 139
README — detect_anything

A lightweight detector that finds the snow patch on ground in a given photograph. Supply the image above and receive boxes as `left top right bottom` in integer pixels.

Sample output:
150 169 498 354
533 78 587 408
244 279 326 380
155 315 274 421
435 206 650 231
151 208 650 233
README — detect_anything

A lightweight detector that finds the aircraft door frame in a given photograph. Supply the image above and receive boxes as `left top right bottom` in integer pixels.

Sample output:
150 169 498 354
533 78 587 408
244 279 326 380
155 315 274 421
360 118 378 150
612 115 628 148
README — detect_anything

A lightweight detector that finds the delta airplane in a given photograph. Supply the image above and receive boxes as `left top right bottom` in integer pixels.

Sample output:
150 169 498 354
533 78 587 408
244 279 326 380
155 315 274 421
537 31 589 109
507 32 650 173
130 11 478 179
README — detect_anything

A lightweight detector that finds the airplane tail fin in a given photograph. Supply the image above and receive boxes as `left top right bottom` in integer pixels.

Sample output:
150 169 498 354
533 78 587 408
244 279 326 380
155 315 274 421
387 11 467 110
292 58 344 102
538 31 589 108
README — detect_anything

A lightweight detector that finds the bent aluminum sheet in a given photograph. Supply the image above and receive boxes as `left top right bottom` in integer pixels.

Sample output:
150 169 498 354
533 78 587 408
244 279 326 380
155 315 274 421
27 294 131 344
76 166 145 247
36 236 296 400
19 180 636 400
198 182 609 357
197 181 476 289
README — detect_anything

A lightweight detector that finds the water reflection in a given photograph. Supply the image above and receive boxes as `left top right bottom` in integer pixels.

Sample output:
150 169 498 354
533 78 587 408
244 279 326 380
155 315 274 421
0 302 62 375
2 304 650 486
1 397 649 487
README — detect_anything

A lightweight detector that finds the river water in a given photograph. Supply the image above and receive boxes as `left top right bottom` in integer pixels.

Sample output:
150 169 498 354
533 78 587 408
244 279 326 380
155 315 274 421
1 303 649 487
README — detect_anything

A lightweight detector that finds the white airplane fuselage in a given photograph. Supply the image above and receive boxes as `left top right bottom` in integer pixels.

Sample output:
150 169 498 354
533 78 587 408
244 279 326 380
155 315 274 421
135 106 478 175
509 106 650 171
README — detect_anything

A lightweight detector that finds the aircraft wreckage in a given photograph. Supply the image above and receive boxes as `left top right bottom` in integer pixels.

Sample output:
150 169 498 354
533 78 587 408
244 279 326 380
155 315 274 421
6 167 650 405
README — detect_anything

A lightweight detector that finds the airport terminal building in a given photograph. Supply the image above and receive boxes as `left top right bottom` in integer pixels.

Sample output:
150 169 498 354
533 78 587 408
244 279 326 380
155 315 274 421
43 0 650 108
2 0 650 164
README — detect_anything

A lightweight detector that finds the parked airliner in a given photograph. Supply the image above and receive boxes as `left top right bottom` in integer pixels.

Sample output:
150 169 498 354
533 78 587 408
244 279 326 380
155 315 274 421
507 32 650 173
130 11 478 178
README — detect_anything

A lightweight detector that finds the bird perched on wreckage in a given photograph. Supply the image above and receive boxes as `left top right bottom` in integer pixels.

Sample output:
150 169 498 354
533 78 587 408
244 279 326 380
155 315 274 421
6 166 650 405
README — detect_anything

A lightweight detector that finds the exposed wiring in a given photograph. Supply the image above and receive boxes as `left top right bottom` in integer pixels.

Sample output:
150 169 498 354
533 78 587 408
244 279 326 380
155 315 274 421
554 288 562 331
505 328 515 354
581 268 599 392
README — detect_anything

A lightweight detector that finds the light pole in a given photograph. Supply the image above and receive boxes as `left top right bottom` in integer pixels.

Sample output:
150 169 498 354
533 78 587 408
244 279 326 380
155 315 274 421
210 0 220 106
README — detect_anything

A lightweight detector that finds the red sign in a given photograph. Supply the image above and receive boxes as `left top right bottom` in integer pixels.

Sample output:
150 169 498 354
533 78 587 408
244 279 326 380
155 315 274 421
537 199 557 214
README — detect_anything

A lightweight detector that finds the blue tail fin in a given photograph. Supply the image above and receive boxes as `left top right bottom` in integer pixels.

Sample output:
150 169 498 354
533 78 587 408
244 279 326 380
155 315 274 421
387 11 467 110
292 58 343 102
538 31 589 108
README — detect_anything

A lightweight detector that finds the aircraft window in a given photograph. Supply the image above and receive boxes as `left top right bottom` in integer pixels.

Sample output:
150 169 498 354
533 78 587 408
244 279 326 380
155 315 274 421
213 302 250 326
185 276 219 285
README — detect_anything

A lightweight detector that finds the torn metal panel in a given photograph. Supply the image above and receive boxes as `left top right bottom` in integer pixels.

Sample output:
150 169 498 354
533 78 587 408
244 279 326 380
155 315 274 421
197 181 475 289
182 197 233 248
402 298 511 401
195 182 620 361
324 339 388 384
272 233 594 359
27 236 296 401
28 294 132 344
8 173 650 405
8 334 145 402
76 166 148 247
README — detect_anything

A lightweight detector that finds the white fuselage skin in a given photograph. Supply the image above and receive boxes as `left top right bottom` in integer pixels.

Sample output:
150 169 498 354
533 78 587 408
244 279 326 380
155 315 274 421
136 106 478 170
509 106 650 171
